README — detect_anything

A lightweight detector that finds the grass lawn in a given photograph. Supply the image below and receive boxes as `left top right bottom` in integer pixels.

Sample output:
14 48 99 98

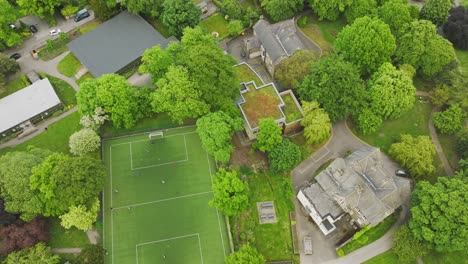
230 171 298 263
76 72 94 85
235 63 263 86
0 74 29 99
438 133 459 171
297 14 346 53
79 21 100 34
455 49 468 74
422 250 468 264
200 13 230 40
38 43 68 61
45 74 77 107
57 53 82 78
363 250 399 264
289 132 325 159
58 253 79 264
413 76 435 92
48 217 89 248
103 126 229 263
338 213 397 256
0 111 81 156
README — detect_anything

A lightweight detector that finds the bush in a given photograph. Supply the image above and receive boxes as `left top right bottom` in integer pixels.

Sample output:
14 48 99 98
433 104 464 134
0 217 49 254
69 128 101 156
268 139 301 172
228 20 244 37
61 5 80 17
456 127 468 158
297 16 308 27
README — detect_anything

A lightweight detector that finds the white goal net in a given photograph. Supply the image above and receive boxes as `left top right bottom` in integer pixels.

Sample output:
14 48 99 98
148 131 164 140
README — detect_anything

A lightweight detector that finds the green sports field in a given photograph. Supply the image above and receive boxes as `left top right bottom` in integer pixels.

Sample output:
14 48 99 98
102 126 229 264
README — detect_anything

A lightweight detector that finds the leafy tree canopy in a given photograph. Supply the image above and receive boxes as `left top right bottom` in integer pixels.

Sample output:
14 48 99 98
0 217 48 254
308 0 353 21
254 118 283 152
420 0 453 26
139 44 174 83
262 0 304 22
209 168 249 216
393 225 428 263
60 199 100 231
344 0 377 23
443 6 468 50
196 111 243 163
378 0 414 38
152 65 210 124
335 16 396 75
69 128 101 156
0 199 17 225
162 0 200 37
121 0 163 17
268 139 302 172
389 134 436 177
225 243 266 264
88 0 119 20
301 101 332 144
456 127 468 158
0 0 22 48
3 242 59 264
16 0 60 19
299 54 365 121
409 176 468 252
355 107 383 134
433 103 464 134
396 20 456 77
0 53 19 86
274 50 319 91
78 244 105 264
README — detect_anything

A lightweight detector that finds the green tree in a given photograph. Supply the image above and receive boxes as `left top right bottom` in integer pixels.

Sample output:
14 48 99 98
393 225 427 263
377 0 414 38
228 20 244 37
0 147 50 221
301 101 331 144
58 32 69 44
225 244 265 264
344 0 377 23
409 176 468 252
299 54 365 121
16 0 60 19
389 134 436 178
45 39 55 53
79 107 109 131
69 128 101 156
433 104 464 134
420 0 453 26
60 199 99 231
30 155 105 216
367 63 416 119
268 139 301 172
88 0 119 20
355 107 383 134
274 50 319 90
152 65 210 124
262 0 304 22
456 127 468 158
335 16 396 75
162 0 200 37
139 44 173 83
221 0 244 20
209 168 249 216
0 0 23 48
196 111 243 163
77 74 150 128
254 118 283 152
308 0 353 21
0 53 19 85
78 244 105 264
3 242 59 264
120 0 163 17
396 20 456 78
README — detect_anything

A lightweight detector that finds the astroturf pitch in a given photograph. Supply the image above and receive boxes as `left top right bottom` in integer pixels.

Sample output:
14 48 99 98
102 126 229 264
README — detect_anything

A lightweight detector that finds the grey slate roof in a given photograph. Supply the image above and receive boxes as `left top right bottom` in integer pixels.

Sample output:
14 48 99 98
0 78 61 133
68 11 170 77
302 184 344 219
253 18 304 64
313 147 410 226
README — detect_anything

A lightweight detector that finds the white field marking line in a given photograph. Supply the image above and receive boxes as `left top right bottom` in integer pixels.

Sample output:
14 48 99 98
135 233 203 264
110 131 197 147
109 145 115 264
102 124 196 142
130 135 189 171
206 151 227 257
130 142 134 170
112 191 213 210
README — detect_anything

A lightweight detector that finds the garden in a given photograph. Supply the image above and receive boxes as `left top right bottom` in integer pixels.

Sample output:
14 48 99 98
297 13 346 53
200 13 230 39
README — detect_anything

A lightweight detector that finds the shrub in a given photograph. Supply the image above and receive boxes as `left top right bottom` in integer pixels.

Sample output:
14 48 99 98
297 16 308 27
69 128 101 156
61 5 80 17
433 104 464 134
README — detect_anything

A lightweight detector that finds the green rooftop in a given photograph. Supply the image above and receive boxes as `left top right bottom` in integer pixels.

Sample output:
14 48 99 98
235 63 263 87
281 92 303 123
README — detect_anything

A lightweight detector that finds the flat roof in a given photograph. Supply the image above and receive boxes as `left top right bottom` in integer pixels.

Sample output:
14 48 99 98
0 78 61 133
68 11 170 77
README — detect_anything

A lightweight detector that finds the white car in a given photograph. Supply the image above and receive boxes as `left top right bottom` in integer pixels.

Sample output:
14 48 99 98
49 29 62 36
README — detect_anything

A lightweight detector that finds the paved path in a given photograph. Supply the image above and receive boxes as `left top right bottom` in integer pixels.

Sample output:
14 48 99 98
51 248 82 254
86 229 100 245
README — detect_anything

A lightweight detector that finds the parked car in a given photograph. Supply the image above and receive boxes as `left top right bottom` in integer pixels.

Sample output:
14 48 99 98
49 29 61 36
29 25 38 33
9 53 21 60
395 169 409 177
74 9 90 22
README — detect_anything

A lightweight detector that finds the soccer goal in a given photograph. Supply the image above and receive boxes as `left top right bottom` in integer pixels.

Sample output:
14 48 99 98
148 131 164 143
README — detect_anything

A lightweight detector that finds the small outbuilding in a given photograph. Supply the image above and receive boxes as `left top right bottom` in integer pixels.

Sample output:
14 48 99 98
0 78 62 138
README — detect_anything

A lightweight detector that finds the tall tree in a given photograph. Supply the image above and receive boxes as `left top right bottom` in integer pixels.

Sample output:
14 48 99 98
59 199 99 231
367 63 416 119
389 134 436 178
3 242 59 264
69 128 101 156
196 111 243 163
433 104 464 134
0 217 49 254
344 0 377 23
139 44 174 83
254 118 283 153
378 0 414 38
335 16 396 75
221 0 244 20
355 107 383 134
409 176 468 252
274 50 319 91
78 244 105 264
88 0 119 20
301 101 331 144
393 225 428 263
456 127 468 158
225 244 266 264
0 0 22 48
443 6 468 50
268 139 301 172
262 0 304 22
162 0 200 37
120 0 163 17
209 168 249 216
16 0 60 19
77 74 150 128
0 53 19 85
299 54 365 121
396 20 456 78
152 65 210 124
420 0 453 26
308 0 353 21
0 148 50 221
